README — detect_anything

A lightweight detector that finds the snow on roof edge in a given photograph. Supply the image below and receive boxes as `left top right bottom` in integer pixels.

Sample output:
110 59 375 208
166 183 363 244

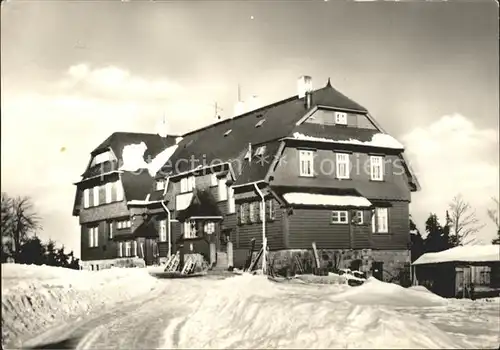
283 193 373 207
291 132 405 150
412 244 500 265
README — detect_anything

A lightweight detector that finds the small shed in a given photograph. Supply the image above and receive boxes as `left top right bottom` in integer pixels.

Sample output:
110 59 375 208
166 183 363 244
412 245 500 298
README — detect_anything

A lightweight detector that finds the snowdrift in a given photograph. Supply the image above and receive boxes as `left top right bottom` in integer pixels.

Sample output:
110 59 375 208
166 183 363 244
162 274 466 349
330 277 447 307
1 264 159 347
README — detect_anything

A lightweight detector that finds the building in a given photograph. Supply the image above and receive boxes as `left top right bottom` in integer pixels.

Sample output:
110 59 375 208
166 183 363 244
72 132 179 270
73 76 421 280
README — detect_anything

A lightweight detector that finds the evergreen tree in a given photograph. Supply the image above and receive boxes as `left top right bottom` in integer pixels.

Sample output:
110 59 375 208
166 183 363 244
44 240 58 266
56 245 69 268
409 215 424 262
18 236 46 265
423 213 450 253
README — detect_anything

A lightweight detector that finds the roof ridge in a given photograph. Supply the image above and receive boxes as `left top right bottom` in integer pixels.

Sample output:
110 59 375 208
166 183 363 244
181 86 330 137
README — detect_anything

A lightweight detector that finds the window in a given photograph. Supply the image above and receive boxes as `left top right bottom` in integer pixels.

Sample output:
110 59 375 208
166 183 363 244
370 156 384 181
210 174 218 186
336 153 350 179
105 182 113 204
224 129 232 137
93 186 100 206
183 221 197 238
155 179 166 191
180 176 195 193
108 222 114 239
218 178 227 201
117 219 131 229
228 186 235 213
118 242 123 257
249 202 257 223
335 112 347 125
133 241 137 256
83 189 90 208
254 146 266 156
267 199 276 221
239 203 250 224
125 241 132 257
255 119 266 128
116 181 124 201
299 150 314 177
372 208 389 233
353 211 364 225
88 226 99 247
331 211 348 224
159 219 167 242
204 222 215 234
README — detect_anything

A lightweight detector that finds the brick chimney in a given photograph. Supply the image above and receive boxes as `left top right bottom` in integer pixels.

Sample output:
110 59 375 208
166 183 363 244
297 75 313 98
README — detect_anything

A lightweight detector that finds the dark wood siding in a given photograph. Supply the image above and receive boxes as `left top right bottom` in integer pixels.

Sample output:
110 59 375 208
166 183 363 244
79 201 130 224
235 198 284 251
80 221 118 261
287 209 351 250
371 201 410 250
285 202 410 251
272 147 411 201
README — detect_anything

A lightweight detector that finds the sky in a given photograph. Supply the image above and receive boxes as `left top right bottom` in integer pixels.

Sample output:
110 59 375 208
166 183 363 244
1 0 498 257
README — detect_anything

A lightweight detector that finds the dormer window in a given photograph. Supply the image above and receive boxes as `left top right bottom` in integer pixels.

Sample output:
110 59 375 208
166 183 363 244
255 119 266 128
180 176 195 193
155 179 166 191
335 112 347 125
224 129 232 137
254 146 266 156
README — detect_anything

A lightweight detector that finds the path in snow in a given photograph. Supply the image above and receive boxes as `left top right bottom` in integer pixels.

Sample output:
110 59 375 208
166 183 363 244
19 277 219 349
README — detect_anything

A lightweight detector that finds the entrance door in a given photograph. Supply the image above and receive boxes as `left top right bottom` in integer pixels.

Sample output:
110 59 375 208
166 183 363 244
218 228 231 252
142 239 156 266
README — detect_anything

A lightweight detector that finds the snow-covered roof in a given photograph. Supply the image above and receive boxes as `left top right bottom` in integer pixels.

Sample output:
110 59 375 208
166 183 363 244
412 244 500 266
147 144 179 177
283 193 372 208
127 200 163 206
291 132 405 150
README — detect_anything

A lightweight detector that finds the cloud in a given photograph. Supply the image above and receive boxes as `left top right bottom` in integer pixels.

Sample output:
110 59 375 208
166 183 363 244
1 64 218 256
58 63 183 102
401 113 499 244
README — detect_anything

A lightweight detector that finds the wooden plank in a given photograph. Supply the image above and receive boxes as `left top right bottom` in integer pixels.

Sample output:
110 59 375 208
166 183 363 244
312 242 321 269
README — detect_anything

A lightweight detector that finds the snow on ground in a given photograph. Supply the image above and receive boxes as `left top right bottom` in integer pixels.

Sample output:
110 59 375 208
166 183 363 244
163 274 499 349
1 263 160 347
2 264 499 349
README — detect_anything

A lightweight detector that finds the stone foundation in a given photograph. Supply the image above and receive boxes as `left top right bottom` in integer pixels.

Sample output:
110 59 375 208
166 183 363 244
266 249 410 284
79 257 146 271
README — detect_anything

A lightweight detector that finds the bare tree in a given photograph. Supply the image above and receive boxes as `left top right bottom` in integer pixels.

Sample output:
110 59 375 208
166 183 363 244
1 192 42 261
487 197 500 244
448 194 484 246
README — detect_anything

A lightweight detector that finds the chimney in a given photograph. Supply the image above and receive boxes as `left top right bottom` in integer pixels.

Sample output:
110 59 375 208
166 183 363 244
297 75 313 98
234 101 245 116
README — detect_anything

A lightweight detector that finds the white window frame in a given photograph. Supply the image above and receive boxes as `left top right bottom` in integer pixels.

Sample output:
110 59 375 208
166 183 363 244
331 210 348 224
204 222 215 234
155 179 165 191
180 176 195 193
93 186 100 207
299 150 314 177
372 208 389 233
116 181 124 201
88 226 99 247
159 219 167 242
336 153 350 179
125 241 132 257
117 219 131 229
108 221 113 239
105 182 113 203
249 202 256 223
118 242 123 257
267 199 275 221
335 111 347 125
184 221 197 239
353 210 364 225
218 178 227 201
228 186 235 213
370 156 384 181
83 189 90 209
133 241 137 256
